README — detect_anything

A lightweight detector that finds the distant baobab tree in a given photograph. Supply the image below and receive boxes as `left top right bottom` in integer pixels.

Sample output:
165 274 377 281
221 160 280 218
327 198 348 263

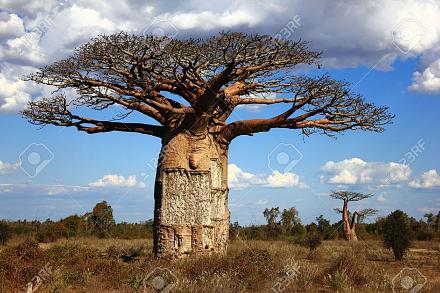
23 32 393 258
331 191 378 240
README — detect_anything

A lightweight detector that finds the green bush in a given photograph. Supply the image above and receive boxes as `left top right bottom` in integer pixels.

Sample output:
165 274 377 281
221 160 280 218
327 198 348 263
416 229 435 241
0 221 11 245
383 210 411 261
305 225 322 251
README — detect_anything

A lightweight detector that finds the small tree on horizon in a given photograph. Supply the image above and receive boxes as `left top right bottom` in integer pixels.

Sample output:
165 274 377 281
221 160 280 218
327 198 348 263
263 207 281 238
383 210 411 261
0 222 11 245
330 191 377 240
281 207 301 235
88 201 116 238
305 224 322 251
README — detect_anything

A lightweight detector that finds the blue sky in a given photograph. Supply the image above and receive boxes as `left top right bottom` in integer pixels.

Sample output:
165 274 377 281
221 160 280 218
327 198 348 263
1 0 440 225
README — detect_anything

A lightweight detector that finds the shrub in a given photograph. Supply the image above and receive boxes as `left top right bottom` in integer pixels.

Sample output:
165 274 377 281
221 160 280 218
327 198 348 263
383 210 411 261
289 233 306 246
305 226 322 251
416 228 435 241
294 260 320 291
87 201 116 238
0 239 45 290
233 248 277 290
0 221 11 245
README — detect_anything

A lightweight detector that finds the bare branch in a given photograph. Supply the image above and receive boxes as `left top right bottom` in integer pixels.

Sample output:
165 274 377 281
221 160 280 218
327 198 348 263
22 31 393 139
22 95 164 138
329 191 374 202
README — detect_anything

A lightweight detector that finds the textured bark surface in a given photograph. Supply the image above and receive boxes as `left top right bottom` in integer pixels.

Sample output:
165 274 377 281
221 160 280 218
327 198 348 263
342 200 358 241
153 132 229 258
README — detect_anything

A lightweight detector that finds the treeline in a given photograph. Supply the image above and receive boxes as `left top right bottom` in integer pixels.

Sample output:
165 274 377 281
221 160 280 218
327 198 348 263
0 201 153 244
1 202 439 247
229 207 440 242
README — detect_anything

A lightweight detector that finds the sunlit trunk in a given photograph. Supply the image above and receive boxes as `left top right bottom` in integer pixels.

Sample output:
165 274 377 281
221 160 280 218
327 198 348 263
153 132 230 258
342 200 358 241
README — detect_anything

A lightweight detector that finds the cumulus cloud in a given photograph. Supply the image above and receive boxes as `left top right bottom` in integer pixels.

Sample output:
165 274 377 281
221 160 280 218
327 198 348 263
164 10 261 30
256 199 269 205
266 171 308 188
0 160 19 174
228 164 265 189
417 207 440 214
0 72 31 112
89 174 142 188
410 58 440 93
236 92 276 112
320 158 411 186
228 163 307 190
45 184 88 195
1 0 440 112
0 61 46 112
409 169 440 189
0 183 88 195
0 12 25 40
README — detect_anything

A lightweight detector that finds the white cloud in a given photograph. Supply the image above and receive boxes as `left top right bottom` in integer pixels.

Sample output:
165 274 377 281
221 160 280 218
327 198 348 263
46 184 89 195
320 158 411 185
0 160 19 174
237 104 264 113
256 199 268 205
236 92 276 113
266 171 308 188
409 58 440 93
89 174 139 188
417 207 440 214
409 169 440 189
0 72 32 112
1 0 440 113
228 164 265 190
0 12 25 39
0 61 45 112
228 163 307 190
0 0 59 18
165 10 261 30
0 183 88 195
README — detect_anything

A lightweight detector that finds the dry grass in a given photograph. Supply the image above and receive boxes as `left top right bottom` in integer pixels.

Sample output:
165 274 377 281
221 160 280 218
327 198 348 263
0 238 439 292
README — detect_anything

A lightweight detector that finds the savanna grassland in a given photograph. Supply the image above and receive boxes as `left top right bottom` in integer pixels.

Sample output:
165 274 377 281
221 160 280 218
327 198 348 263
1 237 439 293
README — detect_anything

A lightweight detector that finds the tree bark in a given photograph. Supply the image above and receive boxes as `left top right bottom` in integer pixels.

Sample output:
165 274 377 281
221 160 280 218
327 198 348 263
342 200 357 241
153 131 230 258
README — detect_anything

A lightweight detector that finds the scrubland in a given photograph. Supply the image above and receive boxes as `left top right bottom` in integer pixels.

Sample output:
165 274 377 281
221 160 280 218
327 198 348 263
1 237 439 292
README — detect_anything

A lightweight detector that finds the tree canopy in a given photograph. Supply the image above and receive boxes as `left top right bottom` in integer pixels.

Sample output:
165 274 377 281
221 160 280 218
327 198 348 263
330 191 374 202
23 32 393 142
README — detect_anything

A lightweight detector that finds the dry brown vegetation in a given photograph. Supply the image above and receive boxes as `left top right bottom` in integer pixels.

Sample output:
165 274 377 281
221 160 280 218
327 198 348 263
1 237 439 292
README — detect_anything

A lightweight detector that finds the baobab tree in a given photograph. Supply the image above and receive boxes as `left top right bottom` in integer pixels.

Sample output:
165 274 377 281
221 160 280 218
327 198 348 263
331 191 378 240
23 32 393 258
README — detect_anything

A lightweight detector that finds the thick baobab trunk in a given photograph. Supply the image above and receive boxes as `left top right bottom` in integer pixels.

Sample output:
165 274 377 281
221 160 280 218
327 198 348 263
342 200 358 241
153 131 230 258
